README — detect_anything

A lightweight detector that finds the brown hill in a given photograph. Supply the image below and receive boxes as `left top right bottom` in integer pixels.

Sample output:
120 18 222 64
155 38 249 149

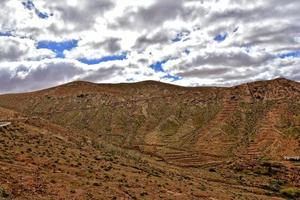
0 78 299 199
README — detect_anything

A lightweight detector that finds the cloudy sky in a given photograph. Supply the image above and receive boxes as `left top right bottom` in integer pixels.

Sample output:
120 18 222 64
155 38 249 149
0 0 300 93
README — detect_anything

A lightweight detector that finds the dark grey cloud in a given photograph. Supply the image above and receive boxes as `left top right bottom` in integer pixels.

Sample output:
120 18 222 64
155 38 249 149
134 31 170 50
112 0 187 30
209 0 300 24
0 37 54 62
91 38 121 54
135 0 184 25
47 0 114 33
179 65 273 86
206 0 300 46
0 59 128 93
104 38 121 54
178 51 273 70
82 65 124 82
238 24 300 51
217 66 271 82
0 0 8 5
277 61 300 82
177 67 230 78
289 71 300 81
0 39 28 62
0 61 85 93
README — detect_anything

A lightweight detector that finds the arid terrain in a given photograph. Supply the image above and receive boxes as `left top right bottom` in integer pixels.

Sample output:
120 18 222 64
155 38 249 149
0 78 299 199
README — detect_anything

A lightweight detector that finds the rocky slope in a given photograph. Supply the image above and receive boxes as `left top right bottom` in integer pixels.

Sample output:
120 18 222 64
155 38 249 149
0 78 299 199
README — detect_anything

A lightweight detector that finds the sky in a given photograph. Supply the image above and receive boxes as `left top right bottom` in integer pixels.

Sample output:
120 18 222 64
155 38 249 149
0 0 300 93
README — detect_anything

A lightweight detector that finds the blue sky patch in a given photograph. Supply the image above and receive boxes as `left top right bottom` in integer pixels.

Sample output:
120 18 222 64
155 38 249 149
184 49 190 55
0 31 12 37
22 0 35 10
162 74 182 82
150 60 182 81
22 0 50 19
36 11 49 19
37 40 78 58
171 31 190 43
78 52 127 65
278 50 300 59
126 78 135 82
242 45 251 53
150 60 168 72
214 32 228 42
172 33 184 42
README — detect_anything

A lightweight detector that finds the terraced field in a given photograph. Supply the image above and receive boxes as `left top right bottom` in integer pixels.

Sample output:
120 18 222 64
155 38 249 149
0 78 299 199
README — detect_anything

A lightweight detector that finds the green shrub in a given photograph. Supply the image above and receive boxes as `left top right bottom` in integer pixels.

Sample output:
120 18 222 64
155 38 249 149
0 187 10 199
280 187 300 198
263 179 285 192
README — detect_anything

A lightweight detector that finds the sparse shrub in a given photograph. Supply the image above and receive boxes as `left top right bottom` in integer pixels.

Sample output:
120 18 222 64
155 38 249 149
209 168 216 172
0 187 10 198
93 182 101 187
94 155 102 161
104 165 112 171
263 179 285 192
280 187 300 198
50 179 56 184
70 189 76 194
140 192 148 196
104 174 111 180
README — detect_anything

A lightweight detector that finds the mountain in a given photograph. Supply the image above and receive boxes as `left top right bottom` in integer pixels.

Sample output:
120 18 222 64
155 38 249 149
0 78 299 199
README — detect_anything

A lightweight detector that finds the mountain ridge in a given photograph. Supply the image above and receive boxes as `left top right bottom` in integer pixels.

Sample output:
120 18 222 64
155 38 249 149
0 77 299 199
1 77 299 96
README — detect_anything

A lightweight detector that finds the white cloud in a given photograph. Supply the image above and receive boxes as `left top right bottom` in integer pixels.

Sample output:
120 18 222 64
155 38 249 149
0 36 55 62
0 0 300 93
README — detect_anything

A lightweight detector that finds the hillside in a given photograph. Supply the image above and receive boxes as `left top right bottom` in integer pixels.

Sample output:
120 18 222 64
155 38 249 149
0 78 299 199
